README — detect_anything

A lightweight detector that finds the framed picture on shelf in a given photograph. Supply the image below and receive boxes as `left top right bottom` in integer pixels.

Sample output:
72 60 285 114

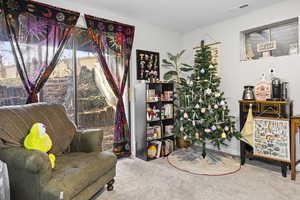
253 117 290 162
136 49 160 81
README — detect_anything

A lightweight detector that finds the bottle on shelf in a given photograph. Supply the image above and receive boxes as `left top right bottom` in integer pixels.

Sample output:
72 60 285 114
254 73 271 101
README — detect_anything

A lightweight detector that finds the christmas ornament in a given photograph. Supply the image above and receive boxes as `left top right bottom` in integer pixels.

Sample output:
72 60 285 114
180 126 184 131
195 104 200 109
224 126 229 131
214 104 219 109
200 68 205 74
205 128 211 133
221 132 227 139
184 135 188 140
192 120 196 126
195 132 200 139
183 113 189 119
201 108 206 113
220 100 225 106
215 93 220 97
205 88 212 95
209 64 214 69
211 125 217 131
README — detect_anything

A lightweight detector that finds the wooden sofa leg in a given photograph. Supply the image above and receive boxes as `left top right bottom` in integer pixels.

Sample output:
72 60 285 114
107 179 115 191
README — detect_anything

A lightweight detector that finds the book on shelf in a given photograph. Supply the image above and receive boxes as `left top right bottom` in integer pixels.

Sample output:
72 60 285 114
161 91 173 101
148 140 162 158
161 104 173 119
164 125 174 137
153 140 162 158
147 125 161 140
147 89 159 102
162 139 174 156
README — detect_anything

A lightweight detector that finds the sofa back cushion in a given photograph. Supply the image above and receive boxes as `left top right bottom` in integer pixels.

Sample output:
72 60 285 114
0 103 76 154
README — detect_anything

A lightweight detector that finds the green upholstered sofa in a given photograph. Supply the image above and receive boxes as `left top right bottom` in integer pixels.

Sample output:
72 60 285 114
0 103 117 200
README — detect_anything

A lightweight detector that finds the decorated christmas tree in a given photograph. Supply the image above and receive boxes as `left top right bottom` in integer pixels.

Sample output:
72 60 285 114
174 41 240 157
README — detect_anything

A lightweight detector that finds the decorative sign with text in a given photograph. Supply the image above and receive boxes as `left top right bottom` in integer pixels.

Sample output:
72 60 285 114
254 117 290 162
257 41 277 52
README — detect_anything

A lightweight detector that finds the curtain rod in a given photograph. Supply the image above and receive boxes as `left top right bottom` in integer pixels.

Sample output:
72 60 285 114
193 42 221 49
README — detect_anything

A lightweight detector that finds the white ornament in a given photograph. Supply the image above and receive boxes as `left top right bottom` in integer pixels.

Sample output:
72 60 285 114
214 104 219 109
200 69 205 74
192 120 196 126
220 100 225 106
215 93 220 97
180 126 184 131
195 132 200 139
224 126 229 131
205 88 212 95
180 117 183 120
205 128 211 133
209 64 214 69
195 104 200 109
183 113 189 119
184 135 188 140
201 108 206 113
211 125 217 131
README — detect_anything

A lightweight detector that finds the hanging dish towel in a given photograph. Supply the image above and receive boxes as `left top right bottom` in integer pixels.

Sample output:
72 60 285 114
0 160 10 200
241 104 254 147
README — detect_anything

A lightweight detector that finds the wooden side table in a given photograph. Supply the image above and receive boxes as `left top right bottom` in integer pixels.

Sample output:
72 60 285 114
290 116 300 180
239 100 293 178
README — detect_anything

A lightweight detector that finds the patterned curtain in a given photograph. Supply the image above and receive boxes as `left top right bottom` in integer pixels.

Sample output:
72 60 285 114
2 0 79 103
85 15 135 157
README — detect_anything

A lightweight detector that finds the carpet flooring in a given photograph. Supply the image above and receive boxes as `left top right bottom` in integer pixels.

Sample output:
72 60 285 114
97 157 300 200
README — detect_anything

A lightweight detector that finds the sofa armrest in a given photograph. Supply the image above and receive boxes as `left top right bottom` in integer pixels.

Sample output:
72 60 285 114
71 129 104 153
0 148 52 174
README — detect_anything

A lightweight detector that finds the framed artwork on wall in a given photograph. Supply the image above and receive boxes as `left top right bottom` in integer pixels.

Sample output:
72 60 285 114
136 50 160 81
253 117 290 162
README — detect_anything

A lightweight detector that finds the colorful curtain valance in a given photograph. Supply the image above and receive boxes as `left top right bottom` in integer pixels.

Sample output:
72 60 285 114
2 0 79 103
85 14 135 157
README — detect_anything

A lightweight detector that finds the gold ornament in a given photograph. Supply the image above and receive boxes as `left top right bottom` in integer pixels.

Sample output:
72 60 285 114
221 132 227 138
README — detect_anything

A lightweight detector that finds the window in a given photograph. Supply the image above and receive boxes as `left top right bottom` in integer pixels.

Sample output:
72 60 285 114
241 18 298 60
41 28 117 151
0 21 120 151
75 29 116 151
41 41 75 120
0 13 27 106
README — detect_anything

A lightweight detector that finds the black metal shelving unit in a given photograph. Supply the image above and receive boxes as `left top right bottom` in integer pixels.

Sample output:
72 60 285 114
142 82 175 161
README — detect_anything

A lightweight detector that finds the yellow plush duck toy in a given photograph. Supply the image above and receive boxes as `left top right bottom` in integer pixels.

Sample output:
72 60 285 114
24 123 56 168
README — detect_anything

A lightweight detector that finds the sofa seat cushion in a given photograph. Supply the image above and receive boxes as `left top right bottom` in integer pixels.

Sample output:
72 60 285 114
42 151 117 199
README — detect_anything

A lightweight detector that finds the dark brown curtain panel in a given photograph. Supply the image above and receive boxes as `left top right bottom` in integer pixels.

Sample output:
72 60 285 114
85 15 135 157
3 0 79 103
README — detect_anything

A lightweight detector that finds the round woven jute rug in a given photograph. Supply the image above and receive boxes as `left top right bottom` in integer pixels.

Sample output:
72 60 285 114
167 146 241 176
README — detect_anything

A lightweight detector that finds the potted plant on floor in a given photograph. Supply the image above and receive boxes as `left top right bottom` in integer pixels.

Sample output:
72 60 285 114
162 50 193 148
